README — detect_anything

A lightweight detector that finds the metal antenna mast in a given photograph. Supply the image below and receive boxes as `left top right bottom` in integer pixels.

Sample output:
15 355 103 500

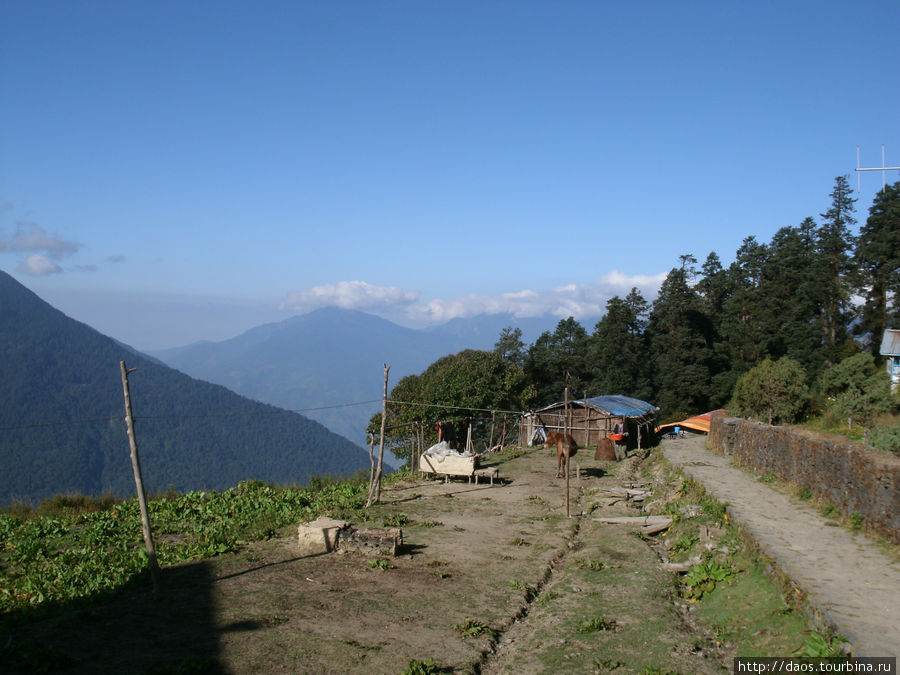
856 145 900 193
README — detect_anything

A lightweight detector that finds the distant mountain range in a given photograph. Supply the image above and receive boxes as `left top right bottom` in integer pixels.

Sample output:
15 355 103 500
0 272 373 506
151 308 563 450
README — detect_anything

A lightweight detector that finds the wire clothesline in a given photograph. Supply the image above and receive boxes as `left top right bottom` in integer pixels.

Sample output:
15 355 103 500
0 398 523 432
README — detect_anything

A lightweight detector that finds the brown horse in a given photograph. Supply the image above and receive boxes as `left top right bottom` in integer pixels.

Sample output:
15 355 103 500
545 431 577 478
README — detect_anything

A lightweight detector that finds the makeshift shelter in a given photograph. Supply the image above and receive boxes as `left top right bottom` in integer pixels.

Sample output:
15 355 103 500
520 395 659 450
656 409 727 435
880 329 900 392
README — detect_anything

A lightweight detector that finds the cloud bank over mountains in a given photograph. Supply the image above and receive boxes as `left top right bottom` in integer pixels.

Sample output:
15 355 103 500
280 280 421 313
280 270 667 325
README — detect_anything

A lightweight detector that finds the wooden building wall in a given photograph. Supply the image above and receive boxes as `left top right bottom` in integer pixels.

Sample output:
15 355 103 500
519 404 655 450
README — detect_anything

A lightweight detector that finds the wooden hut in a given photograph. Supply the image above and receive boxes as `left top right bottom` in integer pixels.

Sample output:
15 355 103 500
880 329 900 392
519 395 659 450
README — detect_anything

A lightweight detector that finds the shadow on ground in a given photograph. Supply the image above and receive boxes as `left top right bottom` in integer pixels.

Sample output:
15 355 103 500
3 561 228 674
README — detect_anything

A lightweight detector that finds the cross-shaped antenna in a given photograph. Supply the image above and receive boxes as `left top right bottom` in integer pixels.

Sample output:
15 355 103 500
856 145 900 193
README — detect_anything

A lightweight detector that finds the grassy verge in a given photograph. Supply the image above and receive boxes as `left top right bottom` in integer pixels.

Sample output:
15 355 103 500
642 448 845 658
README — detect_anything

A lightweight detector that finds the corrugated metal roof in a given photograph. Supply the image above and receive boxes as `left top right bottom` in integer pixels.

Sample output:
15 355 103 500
537 394 658 418
880 329 900 356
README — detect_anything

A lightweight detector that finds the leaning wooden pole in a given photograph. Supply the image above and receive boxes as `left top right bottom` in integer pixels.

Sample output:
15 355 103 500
367 364 390 507
564 375 570 518
119 361 161 595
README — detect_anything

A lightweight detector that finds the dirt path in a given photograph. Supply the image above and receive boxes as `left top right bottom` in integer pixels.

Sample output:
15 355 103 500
662 435 900 658
480 450 726 675
10 446 733 674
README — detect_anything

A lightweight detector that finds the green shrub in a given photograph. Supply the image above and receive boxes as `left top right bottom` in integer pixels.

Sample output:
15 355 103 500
732 357 809 425
867 422 900 455
37 492 121 516
821 504 838 518
577 616 617 633
682 561 735 600
402 658 442 675
455 618 495 639
382 512 410 527
794 630 846 657
818 353 895 430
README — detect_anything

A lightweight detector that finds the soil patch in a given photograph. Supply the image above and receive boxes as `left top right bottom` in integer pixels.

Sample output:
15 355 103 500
6 447 783 673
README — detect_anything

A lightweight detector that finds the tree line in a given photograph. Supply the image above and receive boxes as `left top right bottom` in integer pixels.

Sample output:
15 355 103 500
375 176 900 457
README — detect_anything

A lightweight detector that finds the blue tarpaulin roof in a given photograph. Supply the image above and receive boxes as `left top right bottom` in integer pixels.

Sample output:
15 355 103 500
537 395 658 418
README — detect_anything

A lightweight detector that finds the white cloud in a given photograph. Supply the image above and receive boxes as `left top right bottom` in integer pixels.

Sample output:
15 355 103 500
280 280 421 313
408 270 667 323
280 270 667 325
0 221 81 259
17 254 62 276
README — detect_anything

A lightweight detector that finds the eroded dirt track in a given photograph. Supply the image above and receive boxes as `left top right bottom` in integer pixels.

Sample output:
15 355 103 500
10 447 730 674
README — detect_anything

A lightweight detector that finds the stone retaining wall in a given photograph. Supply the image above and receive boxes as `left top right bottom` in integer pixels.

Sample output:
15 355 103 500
709 415 900 542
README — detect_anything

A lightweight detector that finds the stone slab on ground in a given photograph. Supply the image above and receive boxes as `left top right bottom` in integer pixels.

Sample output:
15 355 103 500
297 518 403 557
297 517 348 556
662 435 900 658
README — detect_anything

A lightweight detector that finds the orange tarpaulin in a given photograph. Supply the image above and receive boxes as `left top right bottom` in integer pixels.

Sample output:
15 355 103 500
656 409 727 434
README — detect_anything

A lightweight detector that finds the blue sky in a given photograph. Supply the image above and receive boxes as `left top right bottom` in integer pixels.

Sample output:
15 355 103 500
2 1 898 350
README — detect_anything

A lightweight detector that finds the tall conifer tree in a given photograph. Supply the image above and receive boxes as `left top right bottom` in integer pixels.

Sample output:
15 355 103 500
525 317 590 404
719 236 770 374
762 219 825 371
588 288 652 400
646 266 716 416
855 180 900 352
817 175 857 352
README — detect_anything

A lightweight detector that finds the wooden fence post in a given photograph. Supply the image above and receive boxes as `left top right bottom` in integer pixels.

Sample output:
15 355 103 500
366 364 390 507
119 361 161 595
564 375 570 518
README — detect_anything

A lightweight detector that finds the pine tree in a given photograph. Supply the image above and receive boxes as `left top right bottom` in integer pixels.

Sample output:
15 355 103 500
818 175 857 352
719 236 770 374
646 266 716 417
588 288 652 401
525 317 590 404
697 251 738 405
761 219 824 371
855 180 900 352
697 251 729 315
494 326 526 368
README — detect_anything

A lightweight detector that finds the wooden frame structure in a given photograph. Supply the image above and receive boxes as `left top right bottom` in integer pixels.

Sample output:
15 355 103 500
519 395 659 451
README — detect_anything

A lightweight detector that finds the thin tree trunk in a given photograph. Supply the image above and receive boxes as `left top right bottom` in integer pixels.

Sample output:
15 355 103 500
120 361 161 595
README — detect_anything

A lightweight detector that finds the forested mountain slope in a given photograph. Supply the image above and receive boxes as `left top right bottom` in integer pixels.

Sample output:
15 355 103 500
0 271 371 506
152 308 556 445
